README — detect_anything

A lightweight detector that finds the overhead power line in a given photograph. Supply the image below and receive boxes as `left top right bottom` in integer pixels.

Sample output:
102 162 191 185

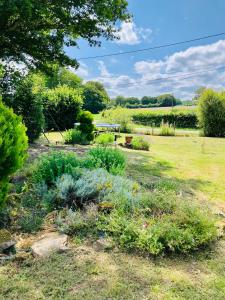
77 32 225 61
102 64 225 89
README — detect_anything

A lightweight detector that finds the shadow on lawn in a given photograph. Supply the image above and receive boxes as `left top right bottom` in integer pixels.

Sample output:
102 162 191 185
126 151 211 194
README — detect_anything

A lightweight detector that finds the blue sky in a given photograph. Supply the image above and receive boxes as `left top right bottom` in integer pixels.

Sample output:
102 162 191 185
66 0 225 100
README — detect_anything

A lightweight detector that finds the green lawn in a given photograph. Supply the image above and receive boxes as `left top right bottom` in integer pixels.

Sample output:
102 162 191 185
125 135 225 203
2 133 224 299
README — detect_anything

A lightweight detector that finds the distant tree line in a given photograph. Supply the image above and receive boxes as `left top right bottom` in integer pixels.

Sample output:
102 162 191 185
111 94 182 108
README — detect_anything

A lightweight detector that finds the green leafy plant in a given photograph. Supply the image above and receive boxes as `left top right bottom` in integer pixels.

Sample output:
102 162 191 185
101 107 133 133
84 147 126 175
4 76 44 143
159 121 175 136
132 136 150 151
95 133 114 146
64 129 87 145
32 151 80 186
198 89 225 137
0 101 28 206
77 111 95 142
43 85 83 131
56 206 98 236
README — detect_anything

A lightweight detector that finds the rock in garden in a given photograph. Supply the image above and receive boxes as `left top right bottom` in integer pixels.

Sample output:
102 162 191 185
93 237 114 252
0 229 16 253
31 232 69 257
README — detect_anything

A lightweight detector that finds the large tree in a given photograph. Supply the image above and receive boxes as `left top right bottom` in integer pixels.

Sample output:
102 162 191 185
0 0 130 70
83 81 110 114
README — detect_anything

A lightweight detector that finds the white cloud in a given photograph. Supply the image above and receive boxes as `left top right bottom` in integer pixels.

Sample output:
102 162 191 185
73 62 89 77
88 40 225 99
115 22 152 45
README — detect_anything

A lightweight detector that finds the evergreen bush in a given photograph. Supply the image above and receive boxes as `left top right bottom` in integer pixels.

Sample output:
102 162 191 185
0 101 28 206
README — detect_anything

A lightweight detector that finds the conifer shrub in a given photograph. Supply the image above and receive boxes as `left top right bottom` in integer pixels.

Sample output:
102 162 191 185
0 101 28 206
77 111 95 142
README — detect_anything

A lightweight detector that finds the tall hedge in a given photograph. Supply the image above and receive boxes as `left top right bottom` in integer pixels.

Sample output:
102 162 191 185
0 101 28 206
198 89 225 137
132 111 198 128
43 85 83 131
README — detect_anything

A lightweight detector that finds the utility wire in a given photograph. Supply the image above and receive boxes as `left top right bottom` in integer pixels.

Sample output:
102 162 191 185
92 62 225 80
78 32 225 61
102 64 225 89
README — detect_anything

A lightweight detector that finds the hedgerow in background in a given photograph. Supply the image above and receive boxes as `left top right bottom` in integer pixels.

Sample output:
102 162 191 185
43 85 83 131
132 110 197 129
198 89 225 137
5 76 44 142
0 101 28 206
84 147 126 175
77 111 95 142
131 136 150 151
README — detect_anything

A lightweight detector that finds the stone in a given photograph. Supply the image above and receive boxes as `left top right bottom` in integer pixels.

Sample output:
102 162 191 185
0 229 16 253
31 232 69 257
93 238 114 252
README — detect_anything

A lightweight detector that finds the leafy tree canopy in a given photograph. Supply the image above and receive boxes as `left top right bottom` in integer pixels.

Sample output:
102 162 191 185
0 0 130 71
83 81 110 114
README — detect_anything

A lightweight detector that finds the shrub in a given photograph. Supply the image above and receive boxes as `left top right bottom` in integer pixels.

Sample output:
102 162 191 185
32 151 80 186
77 111 95 142
101 198 217 255
56 206 99 236
0 101 28 206
43 85 83 131
84 147 126 175
159 121 175 136
74 169 140 211
132 136 150 151
101 107 133 133
95 133 114 146
64 129 87 145
198 89 225 137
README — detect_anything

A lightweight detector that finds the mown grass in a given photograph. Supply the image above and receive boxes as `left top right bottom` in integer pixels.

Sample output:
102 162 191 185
1 241 225 299
125 135 225 203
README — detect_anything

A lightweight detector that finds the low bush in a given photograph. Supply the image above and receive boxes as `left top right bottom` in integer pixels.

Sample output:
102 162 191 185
101 107 133 133
159 121 175 136
56 206 98 236
74 169 140 211
95 133 114 146
64 129 87 145
77 111 95 142
198 89 225 137
32 151 80 186
84 147 126 175
132 136 150 151
100 195 217 255
0 101 28 207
